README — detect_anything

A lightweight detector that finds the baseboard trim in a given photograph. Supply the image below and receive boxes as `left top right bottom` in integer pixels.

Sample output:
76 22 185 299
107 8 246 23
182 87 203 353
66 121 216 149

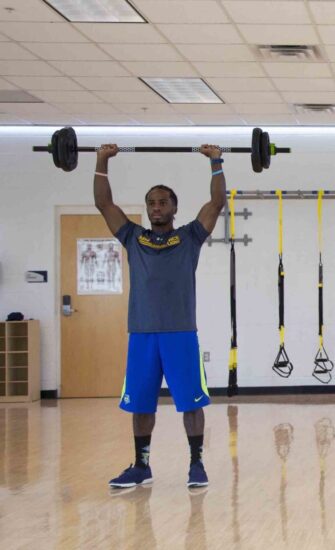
41 387 335 400
41 390 58 399
160 386 335 397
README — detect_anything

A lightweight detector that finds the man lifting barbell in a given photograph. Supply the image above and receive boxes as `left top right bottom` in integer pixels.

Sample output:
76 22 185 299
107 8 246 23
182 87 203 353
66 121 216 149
94 143 226 489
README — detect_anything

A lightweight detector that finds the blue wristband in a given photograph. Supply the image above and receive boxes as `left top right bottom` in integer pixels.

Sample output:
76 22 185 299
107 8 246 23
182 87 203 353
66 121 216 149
211 158 224 164
212 169 223 176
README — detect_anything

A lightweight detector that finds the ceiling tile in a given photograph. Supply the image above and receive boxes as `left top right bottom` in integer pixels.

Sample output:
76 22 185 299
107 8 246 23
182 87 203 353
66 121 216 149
281 91 335 103
74 23 166 43
238 25 319 45
72 77 147 91
23 43 111 61
94 91 165 103
0 0 63 22
0 114 29 124
0 43 37 60
324 45 335 60
55 103 120 115
129 113 192 124
120 61 197 77
207 77 274 91
222 1 311 25
235 104 292 114
0 77 18 90
75 114 139 125
175 44 254 62
262 62 332 78
100 44 183 62
192 62 264 77
309 2 335 24
133 1 228 23
272 78 335 92
242 114 297 125
0 102 63 115
21 114 84 125
115 103 176 114
0 22 89 42
49 61 130 77
157 24 242 44
185 114 245 124
172 103 233 114
31 90 102 103
295 113 335 125
319 26 335 44
5 76 84 91
221 91 283 103
0 60 61 76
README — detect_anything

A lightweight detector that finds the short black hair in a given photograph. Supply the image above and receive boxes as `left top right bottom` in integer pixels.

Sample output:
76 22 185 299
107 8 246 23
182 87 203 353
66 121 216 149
145 185 178 207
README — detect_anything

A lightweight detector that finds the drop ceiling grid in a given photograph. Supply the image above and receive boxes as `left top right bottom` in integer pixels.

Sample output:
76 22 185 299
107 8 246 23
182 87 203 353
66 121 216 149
0 1 335 124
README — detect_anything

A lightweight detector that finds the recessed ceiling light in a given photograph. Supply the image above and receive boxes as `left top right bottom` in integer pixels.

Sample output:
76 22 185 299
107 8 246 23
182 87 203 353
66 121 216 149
43 0 146 23
141 78 223 104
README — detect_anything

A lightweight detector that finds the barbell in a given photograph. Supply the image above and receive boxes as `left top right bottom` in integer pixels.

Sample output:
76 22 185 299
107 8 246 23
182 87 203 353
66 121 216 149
32 126 291 173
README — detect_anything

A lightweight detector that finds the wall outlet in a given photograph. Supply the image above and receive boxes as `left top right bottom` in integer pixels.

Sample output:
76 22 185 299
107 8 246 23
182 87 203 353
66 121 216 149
203 351 210 362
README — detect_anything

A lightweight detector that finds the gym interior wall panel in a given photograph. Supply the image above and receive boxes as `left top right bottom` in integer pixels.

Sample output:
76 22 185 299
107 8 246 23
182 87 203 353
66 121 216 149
1 128 335 391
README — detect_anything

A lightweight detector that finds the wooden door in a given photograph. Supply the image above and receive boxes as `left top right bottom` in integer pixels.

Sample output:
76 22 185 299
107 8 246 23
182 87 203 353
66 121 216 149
60 214 141 397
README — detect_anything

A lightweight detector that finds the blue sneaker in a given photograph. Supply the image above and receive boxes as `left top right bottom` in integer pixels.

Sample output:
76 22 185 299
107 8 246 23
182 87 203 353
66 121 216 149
109 464 153 488
187 461 208 487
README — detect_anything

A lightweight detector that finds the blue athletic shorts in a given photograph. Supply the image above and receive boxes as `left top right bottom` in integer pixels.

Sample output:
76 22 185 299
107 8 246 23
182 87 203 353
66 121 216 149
119 332 211 413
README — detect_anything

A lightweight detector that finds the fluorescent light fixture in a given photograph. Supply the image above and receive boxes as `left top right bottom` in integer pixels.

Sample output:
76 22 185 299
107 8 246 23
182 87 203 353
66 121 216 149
44 0 146 22
141 78 223 104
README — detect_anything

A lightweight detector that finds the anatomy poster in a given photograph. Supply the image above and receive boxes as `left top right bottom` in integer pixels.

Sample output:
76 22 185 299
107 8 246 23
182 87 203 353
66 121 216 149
77 238 122 295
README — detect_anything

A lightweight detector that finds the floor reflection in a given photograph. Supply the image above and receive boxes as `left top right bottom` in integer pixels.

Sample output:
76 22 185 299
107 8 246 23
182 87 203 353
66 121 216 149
108 485 157 549
315 417 335 541
273 422 294 543
228 405 240 548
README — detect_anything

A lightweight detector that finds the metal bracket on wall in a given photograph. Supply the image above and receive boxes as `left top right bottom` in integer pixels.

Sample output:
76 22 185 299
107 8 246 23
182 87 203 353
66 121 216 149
206 203 253 246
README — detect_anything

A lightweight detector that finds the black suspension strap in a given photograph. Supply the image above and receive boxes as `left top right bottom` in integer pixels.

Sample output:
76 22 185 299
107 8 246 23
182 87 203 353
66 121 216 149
313 191 334 383
228 190 238 397
272 190 294 378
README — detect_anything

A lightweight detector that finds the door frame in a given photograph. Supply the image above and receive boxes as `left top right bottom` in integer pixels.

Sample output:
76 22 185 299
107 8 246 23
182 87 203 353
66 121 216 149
55 204 144 397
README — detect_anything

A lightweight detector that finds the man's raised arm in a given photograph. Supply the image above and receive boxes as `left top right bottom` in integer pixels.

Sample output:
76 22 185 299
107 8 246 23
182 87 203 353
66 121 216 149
94 144 128 236
197 144 226 234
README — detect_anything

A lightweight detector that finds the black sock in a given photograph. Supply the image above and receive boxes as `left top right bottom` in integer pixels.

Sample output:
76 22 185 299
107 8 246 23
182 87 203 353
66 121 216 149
134 435 151 468
188 435 204 465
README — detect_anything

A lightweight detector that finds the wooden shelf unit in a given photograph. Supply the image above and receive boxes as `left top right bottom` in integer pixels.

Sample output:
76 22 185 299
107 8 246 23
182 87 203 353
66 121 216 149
0 320 40 402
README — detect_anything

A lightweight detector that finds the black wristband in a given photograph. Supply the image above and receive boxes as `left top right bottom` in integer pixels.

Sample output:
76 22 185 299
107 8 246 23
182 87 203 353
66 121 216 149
211 158 224 164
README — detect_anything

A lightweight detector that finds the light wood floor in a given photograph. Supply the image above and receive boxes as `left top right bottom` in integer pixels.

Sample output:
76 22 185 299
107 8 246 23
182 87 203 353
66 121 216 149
1 396 335 550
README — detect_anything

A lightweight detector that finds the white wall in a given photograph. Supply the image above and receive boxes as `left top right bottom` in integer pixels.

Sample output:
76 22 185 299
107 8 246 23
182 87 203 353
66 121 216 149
1 126 335 391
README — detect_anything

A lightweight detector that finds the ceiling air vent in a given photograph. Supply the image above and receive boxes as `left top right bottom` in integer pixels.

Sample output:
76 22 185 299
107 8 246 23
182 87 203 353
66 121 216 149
255 45 322 61
294 104 335 114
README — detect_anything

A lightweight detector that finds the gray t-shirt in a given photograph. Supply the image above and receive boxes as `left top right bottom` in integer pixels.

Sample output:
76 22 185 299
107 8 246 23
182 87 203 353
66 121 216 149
115 219 209 333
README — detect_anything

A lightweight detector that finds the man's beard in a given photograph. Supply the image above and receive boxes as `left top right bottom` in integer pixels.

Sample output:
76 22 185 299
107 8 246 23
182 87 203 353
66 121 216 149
149 214 173 226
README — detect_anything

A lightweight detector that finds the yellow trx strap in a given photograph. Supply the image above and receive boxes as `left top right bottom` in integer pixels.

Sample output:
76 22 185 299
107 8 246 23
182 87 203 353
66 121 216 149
229 189 237 240
276 189 283 256
229 347 238 372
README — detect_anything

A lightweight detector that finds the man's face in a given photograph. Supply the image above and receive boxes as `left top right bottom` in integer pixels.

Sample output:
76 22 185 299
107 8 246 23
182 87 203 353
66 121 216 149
146 189 177 227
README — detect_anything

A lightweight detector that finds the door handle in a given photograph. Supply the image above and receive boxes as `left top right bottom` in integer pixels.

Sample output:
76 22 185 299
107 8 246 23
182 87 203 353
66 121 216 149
62 295 78 316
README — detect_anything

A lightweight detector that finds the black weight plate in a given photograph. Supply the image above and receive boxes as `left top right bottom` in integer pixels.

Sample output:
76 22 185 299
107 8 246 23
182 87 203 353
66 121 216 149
251 127 263 173
260 130 271 169
51 130 61 168
58 127 78 172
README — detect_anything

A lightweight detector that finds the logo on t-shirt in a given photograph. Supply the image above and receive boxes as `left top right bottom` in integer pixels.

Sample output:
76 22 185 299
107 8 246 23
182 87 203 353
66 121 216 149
138 234 181 250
